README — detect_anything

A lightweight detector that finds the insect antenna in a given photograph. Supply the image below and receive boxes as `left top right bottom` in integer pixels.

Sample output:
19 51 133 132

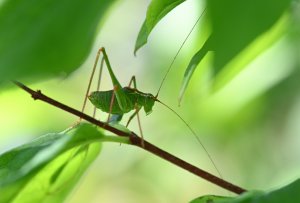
155 98 223 179
155 8 206 99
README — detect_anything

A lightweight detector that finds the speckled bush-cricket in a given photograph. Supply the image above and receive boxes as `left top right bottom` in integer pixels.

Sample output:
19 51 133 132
80 14 222 179
81 47 158 143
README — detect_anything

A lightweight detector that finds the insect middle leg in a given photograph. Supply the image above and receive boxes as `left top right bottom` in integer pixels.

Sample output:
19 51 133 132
127 75 137 88
126 76 145 147
126 75 139 127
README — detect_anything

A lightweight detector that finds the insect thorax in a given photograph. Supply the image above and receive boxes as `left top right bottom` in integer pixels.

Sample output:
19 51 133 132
122 87 156 115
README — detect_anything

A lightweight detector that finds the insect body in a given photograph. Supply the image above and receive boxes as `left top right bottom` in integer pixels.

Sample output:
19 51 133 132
81 9 222 178
83 47 157 127
82 47 222 179
82 47 162 145
88 87 155 119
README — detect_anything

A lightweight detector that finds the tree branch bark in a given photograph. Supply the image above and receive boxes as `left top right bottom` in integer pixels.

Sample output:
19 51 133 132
13 81 247 195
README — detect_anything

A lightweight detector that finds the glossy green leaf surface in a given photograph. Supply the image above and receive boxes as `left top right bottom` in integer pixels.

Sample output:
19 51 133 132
190 179 300 203
134 0 186 54
0 123 103 203
190 195 232 203
0 0 114 84
208 0 291 74
178 0 291 99
178 35 212 104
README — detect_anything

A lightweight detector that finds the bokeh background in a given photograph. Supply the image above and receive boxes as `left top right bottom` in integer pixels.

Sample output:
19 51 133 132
1 0 299 202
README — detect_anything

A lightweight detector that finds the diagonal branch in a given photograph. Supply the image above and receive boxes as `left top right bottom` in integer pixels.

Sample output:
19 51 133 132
13 81 247 195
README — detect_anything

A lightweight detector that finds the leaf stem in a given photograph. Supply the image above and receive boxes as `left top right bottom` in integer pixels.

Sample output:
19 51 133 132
13 81 247 195
100 135 131 144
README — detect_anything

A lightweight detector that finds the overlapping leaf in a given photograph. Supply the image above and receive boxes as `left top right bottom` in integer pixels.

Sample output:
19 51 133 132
0 0 115 84
190 179 300 203
179 0 291 100
0 123 103 203
134 0 186 54
135 0 292 101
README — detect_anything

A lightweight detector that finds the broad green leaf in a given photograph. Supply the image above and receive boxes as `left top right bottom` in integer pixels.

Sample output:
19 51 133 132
208 0 291 73
109 122 131 134
212 13 289 91
134 0 186 54
0 123 104 203
179 0 291 100
178 35 212 104
190 195 232 203
0 0 115 85
190 179 300 203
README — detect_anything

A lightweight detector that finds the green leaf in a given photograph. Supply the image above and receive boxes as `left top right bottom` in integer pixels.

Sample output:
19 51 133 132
0 0 115 84
109 122 131 134
179 0 291 100
189 195 232 203
134 0 186 54
0 123 104 203
190 179 300 203
178 35 212 104
212 13 289 91
208 0 291 74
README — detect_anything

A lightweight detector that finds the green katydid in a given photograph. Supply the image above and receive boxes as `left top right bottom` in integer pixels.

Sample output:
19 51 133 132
80 49 223 178
80 12 222 179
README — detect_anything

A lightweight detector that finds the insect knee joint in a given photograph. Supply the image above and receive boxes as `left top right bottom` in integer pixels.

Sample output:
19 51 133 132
113 85 119 91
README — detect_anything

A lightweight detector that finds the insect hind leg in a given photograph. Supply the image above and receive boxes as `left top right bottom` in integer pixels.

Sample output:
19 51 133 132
81 47 105 119
93 57 105 118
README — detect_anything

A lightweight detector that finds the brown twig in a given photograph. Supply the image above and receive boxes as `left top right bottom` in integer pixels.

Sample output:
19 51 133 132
13 81 247 195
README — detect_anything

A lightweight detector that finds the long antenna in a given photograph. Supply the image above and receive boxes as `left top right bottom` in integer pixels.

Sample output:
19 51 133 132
155 98 223 179
155 8 206 98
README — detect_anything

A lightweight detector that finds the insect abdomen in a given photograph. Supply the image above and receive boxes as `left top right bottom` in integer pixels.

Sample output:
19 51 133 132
88 90 131 114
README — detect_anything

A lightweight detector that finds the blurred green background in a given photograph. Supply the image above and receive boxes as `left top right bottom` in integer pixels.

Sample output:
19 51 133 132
0 0 299 202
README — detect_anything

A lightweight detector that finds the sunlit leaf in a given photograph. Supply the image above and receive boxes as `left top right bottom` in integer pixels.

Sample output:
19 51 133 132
211 12 290 92
179 0 291 100
134 0 186 54
0 123 103 203
0 0 115 85
208 0 291 81
178 35 212 104
190 179 300 203
189 195 232 203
